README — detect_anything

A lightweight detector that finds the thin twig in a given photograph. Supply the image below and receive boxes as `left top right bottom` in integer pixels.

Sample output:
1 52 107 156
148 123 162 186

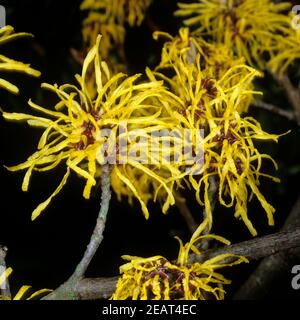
43 165 111 300
252 100 295 122
0 245 11 298
73 165 111 279
190 227 300 264
272 72 300 125
233 195 300 299
75 277 119 300
69 227 300 299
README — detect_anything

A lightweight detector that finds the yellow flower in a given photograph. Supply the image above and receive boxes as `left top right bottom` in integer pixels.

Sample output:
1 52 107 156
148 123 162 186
81 10 126 59
0 267 52 300
175 0 291 69
112 220 248 300
154 27 245 80
198 114 281 236
111 165 178 214
3 35 181 221
81 0 152 27
153 27 258 113
80 0 152 59
79 0 153 99
75 11 127 99
268 13 300 75
79 0 153 97
148 42 282 235
0 25 40 94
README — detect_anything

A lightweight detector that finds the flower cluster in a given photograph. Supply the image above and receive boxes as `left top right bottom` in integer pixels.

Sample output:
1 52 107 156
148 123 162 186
154 28 243 78
3 24 283 237
148 27 282 235
3 35 181 220
175 0 296 72
268 13 300 75
153 27 255 113
0 25 40 94
1 0 291 301
112 220 248 300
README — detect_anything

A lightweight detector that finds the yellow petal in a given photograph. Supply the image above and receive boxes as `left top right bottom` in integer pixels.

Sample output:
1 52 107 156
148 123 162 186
0 78 19 94
31 168 70 220
0 267 13 287
114 166 149 219
13 286 31 300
